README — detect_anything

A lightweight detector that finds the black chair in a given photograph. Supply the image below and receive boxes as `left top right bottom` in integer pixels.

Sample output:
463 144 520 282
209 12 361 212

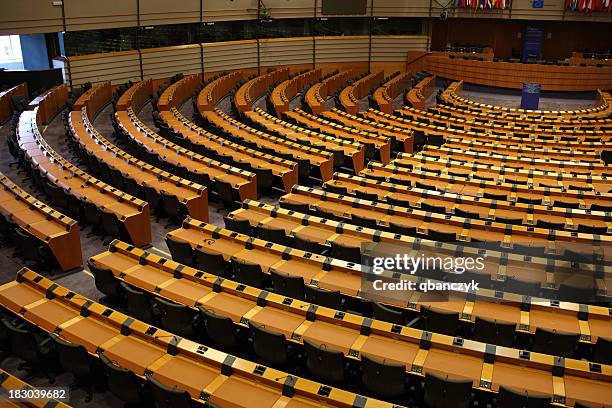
557 283 596 304
360 354 406 399
165 235 194 267
473 316 515 347
254 168 274 194
372 302 404 325
421 306 458 336
421 202 446 214
147 375 193 408
590 203 612 213
109 167 125 190
3 319 52 379
330 241 361 264
593 337 611 365
215 180 235 208
195 247 226 276
13 228 52 267
161 191 185 223
500 278 541 297
454 208 480 219
386 196 411 208
497 385 551 408
427 229 456 243
83 201 102 228
577 224 607 235
483 192 507 201
155 297 195 338
51 335 96 402
256 225 287 245
553 200 579 209
351 214 378 229
517 197 542 205
280 201 310 213
100 210 122 241
423 372 473 408
388 222 417 237
44 181 68 209
304 339 346 383
536 220 564 230
495 216 523 226
87 259 121 300
532 328 578 358
231 257 265 288
198 306 239 349
100 351 146 406
143 185 163 216
355 189 379 201
223 216 252 235
304 286 343 310
248 321 291 367
294 235 325 254
271 270 305 300
121 282 156 323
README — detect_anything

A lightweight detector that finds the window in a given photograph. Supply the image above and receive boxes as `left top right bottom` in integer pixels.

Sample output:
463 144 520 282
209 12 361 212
0 35 24 70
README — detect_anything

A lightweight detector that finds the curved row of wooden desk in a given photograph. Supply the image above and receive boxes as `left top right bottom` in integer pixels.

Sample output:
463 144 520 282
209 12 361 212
393 152 610 193
202 109 334 182
280 185 611 254
161 107 298 193
89 240 612 407
305 69 359 115
235 67 289 114
115 108 258 202
406 75 435 111
372 72 412 114
339 71 384 115
271 68 321 117
245 108 365 174
0 368 72 408
361 161 609 210
285 109 392 164
197 70 243 112
0 82 28 124
325 172 610 233
157 73 202 112
227 200 610 339
17 92 151 248
0 268 395 408
440 81 612 120
115 79 149 112
69 83 208 221
27 85 69 126
0 172 81 271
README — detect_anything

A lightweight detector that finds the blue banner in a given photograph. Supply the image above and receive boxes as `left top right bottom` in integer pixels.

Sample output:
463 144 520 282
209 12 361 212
522 21 544 62
521 83 541 110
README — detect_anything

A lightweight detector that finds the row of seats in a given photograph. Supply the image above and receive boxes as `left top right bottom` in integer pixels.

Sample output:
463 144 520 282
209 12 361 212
197 70 243 112
270 68 321 117
406 74 436 110
339 71 385 115
304 69 360 115
372 71 412 114
234 67 289 114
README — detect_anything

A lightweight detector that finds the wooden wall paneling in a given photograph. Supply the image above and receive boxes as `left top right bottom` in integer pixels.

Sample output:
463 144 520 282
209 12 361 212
371 35 429 62
314 35 369 63
64 0 138 31
67 51 142 87
259 37 314 67
203 39 259 71
0 0 63 34
139 0 202 26
141 44 202 79
203 0 258 22
372 0 430 16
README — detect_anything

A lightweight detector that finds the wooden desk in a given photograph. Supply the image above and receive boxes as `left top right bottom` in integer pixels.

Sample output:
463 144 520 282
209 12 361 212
326 172 611 233
406 75 435 110
161 108 298 193
17 109 151 247
157 74 202 111
285 109 392 164
203 110 334 182
89 240 612 405
305 69 360 115
28 85 68 125
0 173 82 271
271 69 321 117
339 71 384 115
116 109 257 201
235 68 289 114
0 83 28 124
116 79 153 112
0 368 73 407
197 70 244 112
70 109 208 221
246 108 365 174
0 268 398 408
372 71 411 114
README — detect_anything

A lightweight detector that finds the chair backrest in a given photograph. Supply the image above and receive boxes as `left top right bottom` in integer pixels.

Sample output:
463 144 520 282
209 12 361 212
293 235 323 254
51 335 92 379
109 167 125 190
421 202 446 215
248 321 288 367
557 283 596 304
271 270 305 300
372 302 404 325
147 375 193 408
198 306 237 349
256 225 286 245
360 354 405 398
121 282 154 322
577 224 607 235
231 257 264 288
155 297 194 338
350 213 378 229
497 385 551 408
194 247 226 275
87 259 121 299
386 196 411 208
83 201 101 225
3 319 39 364
223 216 251 235
100 352 143 405
330 241 361 264
388 222 417 237
215 180 235 207
502 278 541 297
532 328 578 358
161 191 183 220
304 286 343 310
303 339 345 383
280 201 309 214
422 306 459 336
100 210 122 237
324 183 348 195
427 229 456 243
473 316 515 347
165 235 194 267
593 336 611 365
454 208 479 219
423 372 473 408
354 190 378 202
